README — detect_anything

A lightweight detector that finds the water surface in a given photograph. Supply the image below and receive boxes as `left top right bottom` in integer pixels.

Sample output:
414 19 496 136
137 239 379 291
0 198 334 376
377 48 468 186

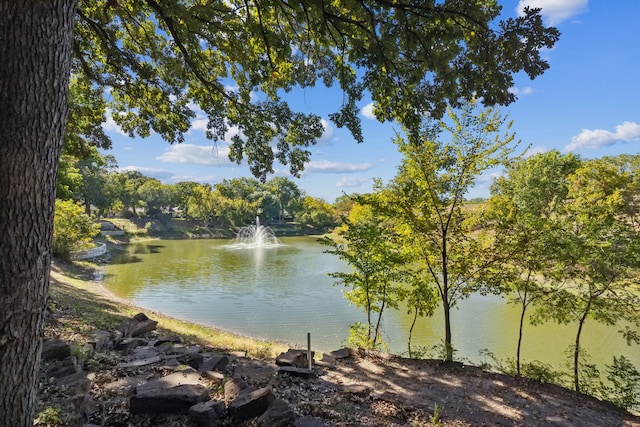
102 237 639 371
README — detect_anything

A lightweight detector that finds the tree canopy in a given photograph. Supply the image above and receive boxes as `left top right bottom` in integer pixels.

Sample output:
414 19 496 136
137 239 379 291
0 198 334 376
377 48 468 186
72 0 559 175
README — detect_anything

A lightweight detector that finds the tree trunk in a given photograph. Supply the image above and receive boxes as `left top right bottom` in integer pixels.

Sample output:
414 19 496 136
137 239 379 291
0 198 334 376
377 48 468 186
516 302 527 376
443 301 454 361
574 309 589 394
0 2 75 426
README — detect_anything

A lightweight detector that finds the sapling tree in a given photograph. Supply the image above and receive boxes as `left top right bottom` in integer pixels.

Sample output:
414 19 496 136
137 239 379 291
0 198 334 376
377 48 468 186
320 197 408 349
533 159 640 393
381 102 517 361
486 151 581 374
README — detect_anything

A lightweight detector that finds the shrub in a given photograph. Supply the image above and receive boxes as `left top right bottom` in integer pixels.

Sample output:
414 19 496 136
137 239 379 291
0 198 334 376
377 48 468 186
53 199 100 260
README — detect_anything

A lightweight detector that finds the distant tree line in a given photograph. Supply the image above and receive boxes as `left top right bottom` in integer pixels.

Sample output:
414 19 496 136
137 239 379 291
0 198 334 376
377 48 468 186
56 146 345 231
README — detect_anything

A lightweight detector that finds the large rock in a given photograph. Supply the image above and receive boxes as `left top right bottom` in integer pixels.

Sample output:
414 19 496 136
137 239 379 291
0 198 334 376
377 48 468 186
233 359 277 381
129 367 212 414
224 377 249 404
188 400 226 427
228 387 275 422
276 349 312 368
41 339 71 361
200 354 230 373
89 329 112 352
257 398 296 427
117 313 158 338
116 356 161 369
329 348 353 360
129 384 210 414
176 352 205 369
136 368 205 395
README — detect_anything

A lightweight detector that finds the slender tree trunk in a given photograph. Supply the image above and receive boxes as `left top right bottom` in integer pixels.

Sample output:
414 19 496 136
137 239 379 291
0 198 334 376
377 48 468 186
408 306 418 358
516 302 527 376
443 299 453 361
440 229 454 362
0 2 75 426
574 308 590 393
516 278 531 376
373 283 387 347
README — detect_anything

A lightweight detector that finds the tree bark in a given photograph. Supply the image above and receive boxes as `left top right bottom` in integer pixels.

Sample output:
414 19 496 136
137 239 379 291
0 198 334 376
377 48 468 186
574 307 590 394
0 1 75 425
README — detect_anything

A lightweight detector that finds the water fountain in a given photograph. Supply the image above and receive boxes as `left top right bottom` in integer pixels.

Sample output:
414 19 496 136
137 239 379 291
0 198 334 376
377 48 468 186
230 216 281 248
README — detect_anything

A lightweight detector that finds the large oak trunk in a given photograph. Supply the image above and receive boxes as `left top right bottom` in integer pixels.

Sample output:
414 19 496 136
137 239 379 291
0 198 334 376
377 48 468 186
0 1 75 425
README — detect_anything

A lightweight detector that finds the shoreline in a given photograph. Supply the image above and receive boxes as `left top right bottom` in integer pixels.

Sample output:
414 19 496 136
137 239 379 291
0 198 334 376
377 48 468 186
50 256 292 358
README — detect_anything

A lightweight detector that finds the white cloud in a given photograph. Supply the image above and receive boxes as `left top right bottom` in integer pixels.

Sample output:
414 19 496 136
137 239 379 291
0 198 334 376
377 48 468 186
121 166 173 180
319 119 335 142
336 176 369 188
516 0 588 25
361 102 376 120
304 160 374 174
102 109 128 136
156 143 234 166
508 86 534 96
565 121 640 152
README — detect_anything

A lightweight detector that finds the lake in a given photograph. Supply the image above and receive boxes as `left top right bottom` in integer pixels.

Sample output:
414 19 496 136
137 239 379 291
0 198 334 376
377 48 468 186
101 237 639 372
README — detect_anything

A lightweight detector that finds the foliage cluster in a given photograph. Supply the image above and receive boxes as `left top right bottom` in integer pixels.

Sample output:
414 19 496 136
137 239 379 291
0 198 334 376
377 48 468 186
52 200 100 261
323 104 640 410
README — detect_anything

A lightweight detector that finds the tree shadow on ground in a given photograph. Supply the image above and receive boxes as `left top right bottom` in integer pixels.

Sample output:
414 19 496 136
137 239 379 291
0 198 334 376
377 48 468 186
319 352 640 426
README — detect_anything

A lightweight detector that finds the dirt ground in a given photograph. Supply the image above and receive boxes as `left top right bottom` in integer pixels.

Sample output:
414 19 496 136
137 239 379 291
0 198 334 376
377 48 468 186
39 261 640 426
317 351 640 426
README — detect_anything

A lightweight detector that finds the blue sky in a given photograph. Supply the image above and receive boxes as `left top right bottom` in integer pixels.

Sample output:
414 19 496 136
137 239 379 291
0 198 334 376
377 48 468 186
101 0 640 203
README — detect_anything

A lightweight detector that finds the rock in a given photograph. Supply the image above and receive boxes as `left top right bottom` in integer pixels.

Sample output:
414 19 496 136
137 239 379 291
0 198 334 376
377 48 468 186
127 345 160 361
129 368 209 415
160 358 181 370
115 337 149 351
116 356 161 369
176 352 205 369
233 359 277 381
100 221 116 230
89 329 112 352
294 415 327 426
188 400 226 427
117 313 158 338
228 387 275 422
154 334 182 346
129 384 210 414
224 377 249 404
276 349 312 368
41 339 71 361
47 356 81 379
136 368 205 394
169 343 203 354
202 370 225 384
200 354 229 373
329 348 352 360
257 398 296 427
57 371 92 395
315 353 336 368
278 366 317 379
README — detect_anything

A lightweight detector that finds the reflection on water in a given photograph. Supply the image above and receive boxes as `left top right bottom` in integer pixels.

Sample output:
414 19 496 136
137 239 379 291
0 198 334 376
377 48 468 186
102 238 639 370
